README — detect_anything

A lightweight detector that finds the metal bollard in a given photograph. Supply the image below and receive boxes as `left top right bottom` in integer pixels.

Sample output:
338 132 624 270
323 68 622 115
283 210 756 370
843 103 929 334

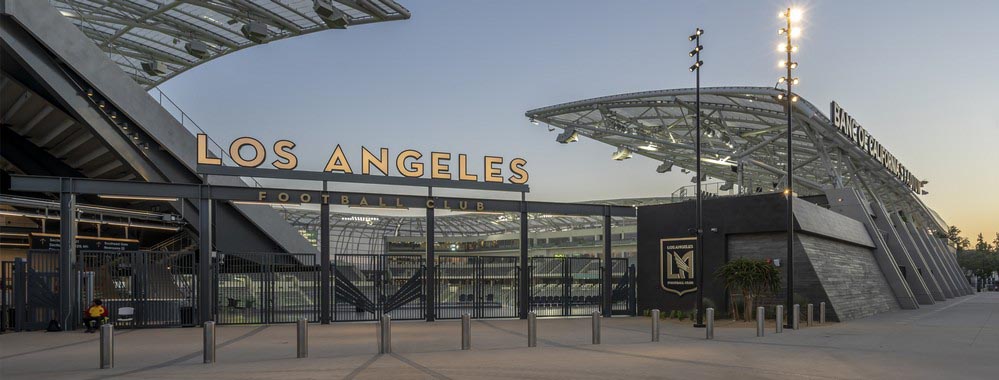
297 318 308 358
461 313 471 350
792 304 800 330
756 306 765 337
705 308 714 340
527 312 537 347
203 321 216 364
591 311 601 344
378 314 392 354
651 309 660 342
99 323 114 369
820 302 826 325
806 303 814 327
775 305 783 333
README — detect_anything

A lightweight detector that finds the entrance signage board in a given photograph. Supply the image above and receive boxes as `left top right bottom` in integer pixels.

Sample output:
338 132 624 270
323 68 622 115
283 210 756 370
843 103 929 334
197 134 529 185
30 233 139 251
830 102 922 194
660 237 697 296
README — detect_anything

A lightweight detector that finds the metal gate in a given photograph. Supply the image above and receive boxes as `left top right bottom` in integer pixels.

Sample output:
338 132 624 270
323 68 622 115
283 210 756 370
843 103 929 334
215 252 318 324
78 251 198 328
436 256 519 319
529 257 602 316
1 260 14 331
24 250 59 330
333 254 424 321
611 261 637 315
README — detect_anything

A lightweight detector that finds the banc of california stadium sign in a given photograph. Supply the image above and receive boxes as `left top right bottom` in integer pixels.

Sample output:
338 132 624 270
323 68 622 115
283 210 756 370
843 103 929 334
830 102 922 194
196 134 529 185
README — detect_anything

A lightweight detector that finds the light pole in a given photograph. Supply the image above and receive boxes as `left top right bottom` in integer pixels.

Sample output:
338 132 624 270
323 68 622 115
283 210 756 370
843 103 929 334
688 28 705 328
777 7 800 328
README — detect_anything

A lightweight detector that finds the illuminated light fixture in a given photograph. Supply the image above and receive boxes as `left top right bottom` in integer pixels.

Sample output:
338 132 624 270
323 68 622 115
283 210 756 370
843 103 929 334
556 128 579 144
241 21 270 43
783 188 792 196
687 28 703 41
99 194 178 202
701 157 737 167
0 242 30 247
789 62 798 69
688 61 703 72
688 45 703 57
777 77 786 84
86 88 94 97
98 100 106 109
110 111 117 120
777 93 785 100
0 232 30 237
777 42 787 52
142 143 150 150
314 0 350 29
120 122 129 130
611 146 633 161
348 204 410 210
779 59 786 67
791 95 799 102
779 9 803 22
638 143 658 151
131 133 140 140
791 78 800 85
656 160 674 173
530 117 539 125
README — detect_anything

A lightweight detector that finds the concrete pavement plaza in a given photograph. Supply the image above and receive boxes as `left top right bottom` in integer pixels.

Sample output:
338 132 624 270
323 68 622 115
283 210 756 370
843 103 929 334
2 292 997 379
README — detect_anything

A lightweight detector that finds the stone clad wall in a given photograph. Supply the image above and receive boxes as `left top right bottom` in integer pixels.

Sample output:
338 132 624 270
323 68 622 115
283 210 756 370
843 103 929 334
728 232 900 322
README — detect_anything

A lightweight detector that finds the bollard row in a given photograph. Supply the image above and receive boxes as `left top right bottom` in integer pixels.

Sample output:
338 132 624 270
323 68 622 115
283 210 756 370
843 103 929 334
651 309 660 342
100 324 114 369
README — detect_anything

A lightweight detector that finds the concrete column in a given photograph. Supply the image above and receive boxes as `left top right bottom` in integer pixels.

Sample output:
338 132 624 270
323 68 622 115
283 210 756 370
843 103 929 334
869 202 934 305
59 186 78 330
892 213 946 301
906 222 956 298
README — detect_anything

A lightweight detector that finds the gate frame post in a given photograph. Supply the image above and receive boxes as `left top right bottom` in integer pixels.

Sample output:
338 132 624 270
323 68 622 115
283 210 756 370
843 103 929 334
59 180 78 331
602 208 612 317
425 187 436 322
197 182 214 325
519 192 529 319
320 182 331 324
13 258 26 331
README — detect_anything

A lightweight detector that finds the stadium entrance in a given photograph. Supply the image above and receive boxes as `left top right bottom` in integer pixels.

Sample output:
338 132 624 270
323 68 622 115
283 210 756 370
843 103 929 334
7 168 636 329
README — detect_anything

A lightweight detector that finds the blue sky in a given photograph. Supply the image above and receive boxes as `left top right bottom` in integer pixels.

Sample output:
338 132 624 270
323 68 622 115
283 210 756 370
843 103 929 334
159 0 999 239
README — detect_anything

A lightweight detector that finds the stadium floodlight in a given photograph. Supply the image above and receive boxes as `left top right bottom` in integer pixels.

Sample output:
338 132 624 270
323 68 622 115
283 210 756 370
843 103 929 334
141 61 167 76
656 160 674 173
241 21 270 43
314 0 350 29
688 45 703 57
556 128 579 144
185 40 211 59
611 146 633 161
688 26 707 328
688 61 703 72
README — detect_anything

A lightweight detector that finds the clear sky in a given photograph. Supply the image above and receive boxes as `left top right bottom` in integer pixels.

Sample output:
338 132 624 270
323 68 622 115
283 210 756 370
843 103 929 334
158 0 999 240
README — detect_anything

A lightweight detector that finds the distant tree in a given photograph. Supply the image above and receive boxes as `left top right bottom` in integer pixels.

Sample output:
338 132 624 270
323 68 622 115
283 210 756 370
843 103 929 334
946 226 971 251
975 233 993 253
993 233 999 253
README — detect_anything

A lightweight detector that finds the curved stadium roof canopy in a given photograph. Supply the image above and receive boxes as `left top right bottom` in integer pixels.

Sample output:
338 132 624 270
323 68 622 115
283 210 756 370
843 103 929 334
52 0 410 88
525 87 945 231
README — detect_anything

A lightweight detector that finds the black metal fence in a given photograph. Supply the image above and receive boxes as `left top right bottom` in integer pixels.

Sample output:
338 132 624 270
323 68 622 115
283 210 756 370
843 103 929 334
78 250 198 328
25 250 59 330
333 254 425 321
215 252 318 324
436 255 519 319
1 260 14 332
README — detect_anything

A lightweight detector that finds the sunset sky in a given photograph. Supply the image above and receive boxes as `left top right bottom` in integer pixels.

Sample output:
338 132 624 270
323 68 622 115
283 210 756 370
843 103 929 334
158 0 998 240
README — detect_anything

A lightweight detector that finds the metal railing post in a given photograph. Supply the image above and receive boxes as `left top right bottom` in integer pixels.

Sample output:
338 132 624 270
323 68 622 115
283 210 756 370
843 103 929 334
775 305 783 333
806 303 813 327
792 304 800 330
756 306 765 337
378 314 392 354
527 312 537 347
820 302 826 325
651 309 660 342
203 321 216 363
297 319 308 358
100 324 114 369
705 308 714 340
461 313 471 350
591 311 601 344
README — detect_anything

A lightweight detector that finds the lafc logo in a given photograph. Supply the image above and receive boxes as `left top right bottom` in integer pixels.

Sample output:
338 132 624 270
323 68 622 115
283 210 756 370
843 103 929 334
660 237 697 296
667 251 694 280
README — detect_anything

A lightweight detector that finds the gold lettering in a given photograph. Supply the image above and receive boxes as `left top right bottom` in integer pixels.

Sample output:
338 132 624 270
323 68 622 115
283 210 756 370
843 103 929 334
484 156 504 183
396 198 403 208
341 196 349 205
459 201 468 210
426 199 435 209
300 193 311 203
397 150 424 177
230 137 266 168
443 200 450 209
258 191 267 201
458 154 478 181
361 147 389 175
323 145 353 173
272 140 298 170
197 134 222 166
508 158 529 184
359 197 368 206
278 193 289 202
431 152 451 180
476 202 484 211
378 197 386 207
321 194 330 204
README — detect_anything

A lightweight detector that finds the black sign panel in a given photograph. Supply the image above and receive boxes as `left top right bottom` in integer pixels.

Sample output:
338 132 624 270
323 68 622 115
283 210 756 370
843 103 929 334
660 237 696 296
30 234 139 251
